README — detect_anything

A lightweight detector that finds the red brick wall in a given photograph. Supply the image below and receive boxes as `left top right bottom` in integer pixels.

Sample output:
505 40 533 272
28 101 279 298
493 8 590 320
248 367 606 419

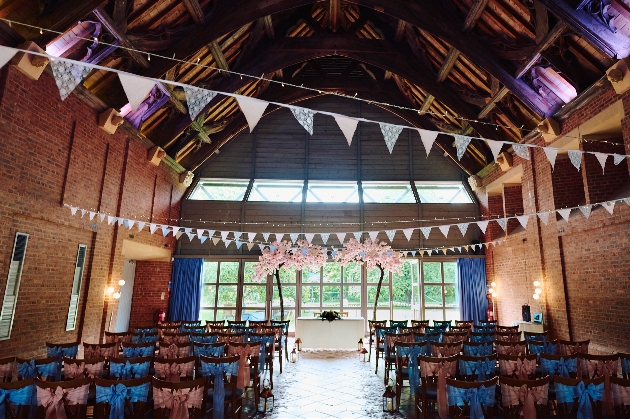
580 140 629 204
552 157 585 210
0 66 185 357
128 261 172 329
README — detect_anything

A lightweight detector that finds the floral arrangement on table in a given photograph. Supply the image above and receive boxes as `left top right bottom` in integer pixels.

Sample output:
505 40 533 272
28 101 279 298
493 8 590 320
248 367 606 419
318 310 342 322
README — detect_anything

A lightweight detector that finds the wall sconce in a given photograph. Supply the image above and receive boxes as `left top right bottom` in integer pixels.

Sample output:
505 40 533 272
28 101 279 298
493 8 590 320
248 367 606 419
106 279 126 300
533 280 542 300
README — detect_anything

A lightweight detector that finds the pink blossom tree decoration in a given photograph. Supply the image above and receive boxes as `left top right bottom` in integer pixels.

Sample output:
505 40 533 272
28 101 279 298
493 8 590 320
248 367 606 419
253 240 327 321
334 238 403 321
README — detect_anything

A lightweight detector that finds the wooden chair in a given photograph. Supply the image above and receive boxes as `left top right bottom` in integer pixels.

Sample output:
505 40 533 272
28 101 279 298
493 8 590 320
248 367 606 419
443 331 468 343
227 321 246 331
131 332 158 344
411 320 430 330
62 357 105 379
415 355 458 419
191 332 219 344
495 340 528 356
104 331 131 354
478 320 497 327
248 320 268 329
451 326 472 335
457 354 498 381
198 355 242 419
611 376 630 419
394 342 427 409
154 356 196 382
368 320 387 361
83 342 117 359
554 376 605 419
498 354 538 380
182 320 202 327
158 341 192 359
455 320 474 327
621 353 630 380
270 320 290 362
207 325 231 334
159 321 182 327
579 353 619 414
0 378 35 418
182 325 206 335
430 341 463 357
108 357 152 380
401 326 423 334
500 375 551 419
152 377 205 419
445 376 499 419
433 320 451 331
374 326 396 374
259 326 285 373
249 332 275 388
121 342 155 358
540 353 579 379
463 341 494 357
133 326 156 334
524 332 548 343
217 333 245 345
496 331 521 342
34 377 90 419
497 325 519 333
390 320 409 330
528 339 558 361
231 326 256 340
228 342 261 408
0 356 15 382
157 325 181 341
192 342 225 358
93 376 151 419
45 342 79 359
558 339 590 356
16 357 60 381
384 332 413 384
205 320 226 331
470 332 495 343
162 332 190 344
474 325 497 334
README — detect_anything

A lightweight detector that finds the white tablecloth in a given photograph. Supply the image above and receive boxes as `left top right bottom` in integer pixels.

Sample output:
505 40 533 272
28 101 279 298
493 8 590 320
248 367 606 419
511 321 544 339
295 317 365 349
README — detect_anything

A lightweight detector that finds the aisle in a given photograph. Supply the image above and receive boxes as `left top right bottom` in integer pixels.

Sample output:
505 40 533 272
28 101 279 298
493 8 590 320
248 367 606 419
252 348 415 418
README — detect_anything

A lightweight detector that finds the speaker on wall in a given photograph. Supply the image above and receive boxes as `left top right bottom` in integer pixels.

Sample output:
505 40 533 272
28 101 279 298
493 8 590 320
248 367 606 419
522 305 531 322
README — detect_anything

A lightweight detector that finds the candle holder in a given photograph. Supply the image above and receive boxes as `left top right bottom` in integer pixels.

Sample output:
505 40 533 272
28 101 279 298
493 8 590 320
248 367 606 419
382 379 397 412
257 377 274 413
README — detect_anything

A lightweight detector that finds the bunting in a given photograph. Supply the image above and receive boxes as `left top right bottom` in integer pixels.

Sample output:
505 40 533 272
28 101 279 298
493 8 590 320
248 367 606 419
516 215 529 229
614 154 626 165
334 115 359 146
353 232 362 241
568 150 582 171
368 231 379 241
477 220 489 234
558 208 571 221
486 140 504 162
305 233 315 243
320 233 330 245
290 233 299 243
496 218 507 231
512 143 530 160
438 225 450 238
0 45 16 70
594 152 607 173
457 223 469 236
385 230 396 242
420 227 431 240
50 59 92 100
538 212 550 226
418 129 439 157
236 96 269 132
183 85 217 121
118 73 156 111
402 228 414 241
579 205 592 219
379 123 403 154
453 134 472 161
289 106 315 135
602 201 615 215
544 148 558 170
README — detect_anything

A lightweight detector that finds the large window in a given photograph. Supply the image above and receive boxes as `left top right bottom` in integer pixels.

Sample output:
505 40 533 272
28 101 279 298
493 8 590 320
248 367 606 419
306 181 359 203
249 180 304 202
414 181 473 203
189 179 249 201
362 181 416 203
200 261 240 322
300 262 361 318
422 261 459 321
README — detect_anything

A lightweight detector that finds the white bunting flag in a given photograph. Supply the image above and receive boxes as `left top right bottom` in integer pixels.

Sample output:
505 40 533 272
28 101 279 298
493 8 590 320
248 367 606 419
50 59 92 100
353 232 362 242
457 223 469 237
126 219 135 230
149 224 158 234
538 212 550 226
224 240 231 248
558 208 571 221
334 115 359 146
89 211 96 220
614 154 626 165
257 244 265 252
221 231 230 242
544 148 558 170
69 206 78 216
516 215 529 229
207 230 215 240
183 85 217 121
117 218 125 226
385 230 396 242
0 46 16 70
197 229 205 239
289 106 315 135
602 201 615 215
185 228 194 241
418 129 439 157
454 134 472 161
118 73 156 111
368 231 379 242
335 232 346 243
305 233 315 243
593 152 608 173
236 95 269 132
79 209 86 217
512 143 530 160
262 233 270 242
137 221 146 231
275 233 285 241
320 233 330 245
568 150 582 171
579 205 592 219
420 227 431 240
486 140 504 162
438 225 450 238
477 220 489 234
290 233 299 243
107 215 115 225
161 225 171 237
496 218 507 231
99 213 106 223
199 235 208 244
212 237 220 245
379 123 403 154
402 228 414 241
625 198 630 206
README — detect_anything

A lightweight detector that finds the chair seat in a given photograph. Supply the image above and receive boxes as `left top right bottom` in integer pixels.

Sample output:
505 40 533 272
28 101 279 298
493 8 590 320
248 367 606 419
415 383 437 399
207 387 244 400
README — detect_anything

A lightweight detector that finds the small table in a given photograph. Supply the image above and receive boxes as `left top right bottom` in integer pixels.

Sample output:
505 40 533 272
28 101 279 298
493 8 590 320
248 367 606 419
511 321 544 338
295 317 365 349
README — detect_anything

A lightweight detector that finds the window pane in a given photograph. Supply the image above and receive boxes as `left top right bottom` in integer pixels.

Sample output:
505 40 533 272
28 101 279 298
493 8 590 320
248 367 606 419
201 285 216 307
445 308 460 321
219 262 239 283
323 286 341 306
301 310 317 318
279 266 297 283
423 262 442 283
203 262 218 283
367 285 389 307
343 286 361 308
323 263 341 283
189 180 249 201
216 309 236 322
374 309 390 321
272 285 296 307
443 262 457 283
217 285 238 307
302 267 320 283
244 262 260 283
301 286 320 306
242 285 266 307
362 182 415 203
425 309 444 322
242 309 267 322
393 260 414 321
414 182 473 203
271 310 295 332
306 182 359 203
444 285 457 307
343 263 361 283
368 267 388 283
199 309 214 322
424 286 443 307
249 181 304 202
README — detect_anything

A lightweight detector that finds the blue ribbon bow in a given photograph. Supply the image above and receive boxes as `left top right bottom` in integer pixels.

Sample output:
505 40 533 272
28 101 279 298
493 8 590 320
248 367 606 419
192 334 217 344
122 346 153 358
18 361 37 379
447 385 495 419
110 361 150 380
474 359 493 381
397 344 425 395
1 384 35 419
98 384 127 419
575 382 604 419
200 360 239 419
250 335 275 373
193 344 224 358
621 358 630 376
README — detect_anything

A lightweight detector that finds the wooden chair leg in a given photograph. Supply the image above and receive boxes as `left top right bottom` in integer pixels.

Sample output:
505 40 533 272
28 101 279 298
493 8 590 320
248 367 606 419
284 336 288 361
269 360 274 389
396 375 402 410
375 348 379 374
368 333 373 362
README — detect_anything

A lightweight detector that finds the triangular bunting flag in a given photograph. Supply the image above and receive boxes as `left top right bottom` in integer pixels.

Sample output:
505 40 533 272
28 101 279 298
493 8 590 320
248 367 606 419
544 148 558 170
512 143 530 160
274 233 285 241
453 134 472 160
258 244 266 251
212 238 220 245
89 211 96 220
457 223 469 237
161 226 171 237
579 205 592 219
234 232 242 241
199 235 208 244
614 154 626 165
69 206 78 215
125 219 135 230
262 233 270 242
602 201 615 215
568 150 582 171
183 85 217 121
221 231 230 241
442 248 447 255
516 215 529 229
353 232 362 242
418 129 439 157
558 208 571 221
186 231 196 241
289 106 315 135
593 152 608 173
368 231 379 242
107 215 115 225
175 230 184 239
149 224 158 234
0 46 16 70
290 233 299 243
438 225 450 238
402 228 414 241
247 243 255 251
224 240 231 248
236 95 269 132
235 241 243 249
420 227 431 240
496 218 507 231
118 73 156 111
184 227 192 236
117 218 125 226
269 245 276 252
99 213 106 223
335 232 346 243
50 59 92 100
538 212 550 226
207 230 215 239
385 230 396 242
379 123 403 154
80 209 86 217
625 198 630 206
334 115 359 146
197 229 205 239
137 221 146 231
320 233 330 245
486 140 504 162
305 233 315 243
477 220 489 234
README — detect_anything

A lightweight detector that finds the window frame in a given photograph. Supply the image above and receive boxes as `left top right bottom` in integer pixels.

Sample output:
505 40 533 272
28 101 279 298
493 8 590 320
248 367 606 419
414 181 474 204
420 259 460 321
188 178 250 201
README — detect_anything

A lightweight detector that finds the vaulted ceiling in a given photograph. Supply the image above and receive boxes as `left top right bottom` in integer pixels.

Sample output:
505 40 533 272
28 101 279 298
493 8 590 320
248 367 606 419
0 0 620 174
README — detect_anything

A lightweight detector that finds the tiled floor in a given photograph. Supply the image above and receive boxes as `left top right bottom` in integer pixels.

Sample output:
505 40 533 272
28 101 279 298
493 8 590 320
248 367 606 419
242 343 416 419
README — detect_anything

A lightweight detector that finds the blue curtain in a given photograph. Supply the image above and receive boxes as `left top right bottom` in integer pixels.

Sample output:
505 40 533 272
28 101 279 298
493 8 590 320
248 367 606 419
457 258 488 325
168 258 203 321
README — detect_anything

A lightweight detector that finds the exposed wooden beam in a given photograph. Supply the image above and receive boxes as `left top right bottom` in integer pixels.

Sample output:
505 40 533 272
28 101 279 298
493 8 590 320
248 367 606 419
463 0 489 32
534 0 549 45
262 15 275 39
208 40 230 77
436 48 460 82
419 94 435 115
112 0 128 34
478 87 508 119
35 0 107 44
93 7 150 69
395 20 406 42
183 0 205 25
514 21 568 78
329 0 340 32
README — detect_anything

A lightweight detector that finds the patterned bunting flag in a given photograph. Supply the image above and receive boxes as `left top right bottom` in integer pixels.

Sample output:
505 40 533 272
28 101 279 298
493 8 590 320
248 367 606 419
50 59 93 100
320 233 330 245
512 143 530 160
601 201 615 215
290 233 299 243
137 221 146 231
353 232 362 242
420 227 431 240
538 212 550 226
149 224 158 234
183 85 217 121
568 150 582 171
379 123 403 154
453 134 471 160
457 223 469 237
262 233 270 242
221 231 230 241
579 205 591 219
99 213 107 223
289 106 315 135
89 211 96 220
385 230 396 242
496 218 507 231
614 154 626 165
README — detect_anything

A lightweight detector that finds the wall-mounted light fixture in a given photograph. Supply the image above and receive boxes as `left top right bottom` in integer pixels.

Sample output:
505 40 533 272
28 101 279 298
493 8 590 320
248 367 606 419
106 279 126 299
533 280 542 300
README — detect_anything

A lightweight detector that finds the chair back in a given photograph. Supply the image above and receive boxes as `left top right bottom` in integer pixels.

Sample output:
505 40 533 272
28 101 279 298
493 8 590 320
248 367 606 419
108 357 151 380
182 321 201 327
470 332 495 343
192 342 225 358
496 332 521 342
190 332 218 344
227 342 261 390
205 320 225 330
451 326 471 335
620 353 630 380
248 320 268 328
458 354 498 381
35 377 91 419
93 376 151 419
162 332 190 344
554 376 606 419
0 356 15 382
157 325 181 340
134 327 156 334
443 332 468 343
369 320 387 334
0 378 35 419
433 320 452 331
497 326 519 333
104 332 131 353
227 320 246 329
390 320 409 330
446 376 499 419
431 341 463 357
478 320 497 327
419 355 458 379
45 342 79 360
374 326 396 348
455 320 474 327
62 357 105 379
154 356 196 382
540 353 578 378
16 357 60 381
578 353 619 380
151 377 205 419
524 332 548 343
232 326 256 340
474 325 497 334
495 340 527 356
463 341 494 357
400 326 422 334
217 332 245 344
160 321 182 327
83 342 117 358
158 341 192 359
121 342 155 358
131 332 158 344
499 375 551 419
182 326 206 335
207 325 230 333
528 339 558 361
610 376 630 416
498 354 538 380
558 339 590 356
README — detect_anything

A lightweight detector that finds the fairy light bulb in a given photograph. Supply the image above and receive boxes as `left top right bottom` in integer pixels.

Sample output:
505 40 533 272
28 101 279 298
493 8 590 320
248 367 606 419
491 282 496 287
535 288 542 295
118 279 126 286
533 280 540 287
532 293 539 300
107 286 114 294
113 292 121 299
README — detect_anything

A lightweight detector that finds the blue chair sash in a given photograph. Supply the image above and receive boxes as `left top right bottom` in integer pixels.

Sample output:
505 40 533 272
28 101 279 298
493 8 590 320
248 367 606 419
17 361 37 379
183 327 205 334
109 361 150 380
193 344 224 358
540 357 577 378
19 360 60 382
556 381 604 419
458 358 494 380
471 334 493 343
270 322 289 348
528 342 557 361
621 358 630 377
191 334 218 344
447 384 496 419
232 327 256 341
463 343 493 357
0 383 34 419
524 333 546 343
122 346 153 358
47 345 78 359
396 344 425 395
249 335 275 373
200 360 240 419
134 328 156 334
132 334 157 344
96 382 150 419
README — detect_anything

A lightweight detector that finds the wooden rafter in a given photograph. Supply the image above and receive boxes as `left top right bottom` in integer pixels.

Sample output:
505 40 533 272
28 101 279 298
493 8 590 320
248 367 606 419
419 94 435 115
112 0 128 34
208 40 230 77
395 20 406 42
329 0 341 32
436 48 461 83
93 7 149 69
263 15 275 39
462 0 489 32
35 0 108 44
183 0 205 25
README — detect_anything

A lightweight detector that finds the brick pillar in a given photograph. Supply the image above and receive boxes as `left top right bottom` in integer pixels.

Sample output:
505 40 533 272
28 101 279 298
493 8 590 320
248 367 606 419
579 139 628 204
503 184 524 234
485 195 504 242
